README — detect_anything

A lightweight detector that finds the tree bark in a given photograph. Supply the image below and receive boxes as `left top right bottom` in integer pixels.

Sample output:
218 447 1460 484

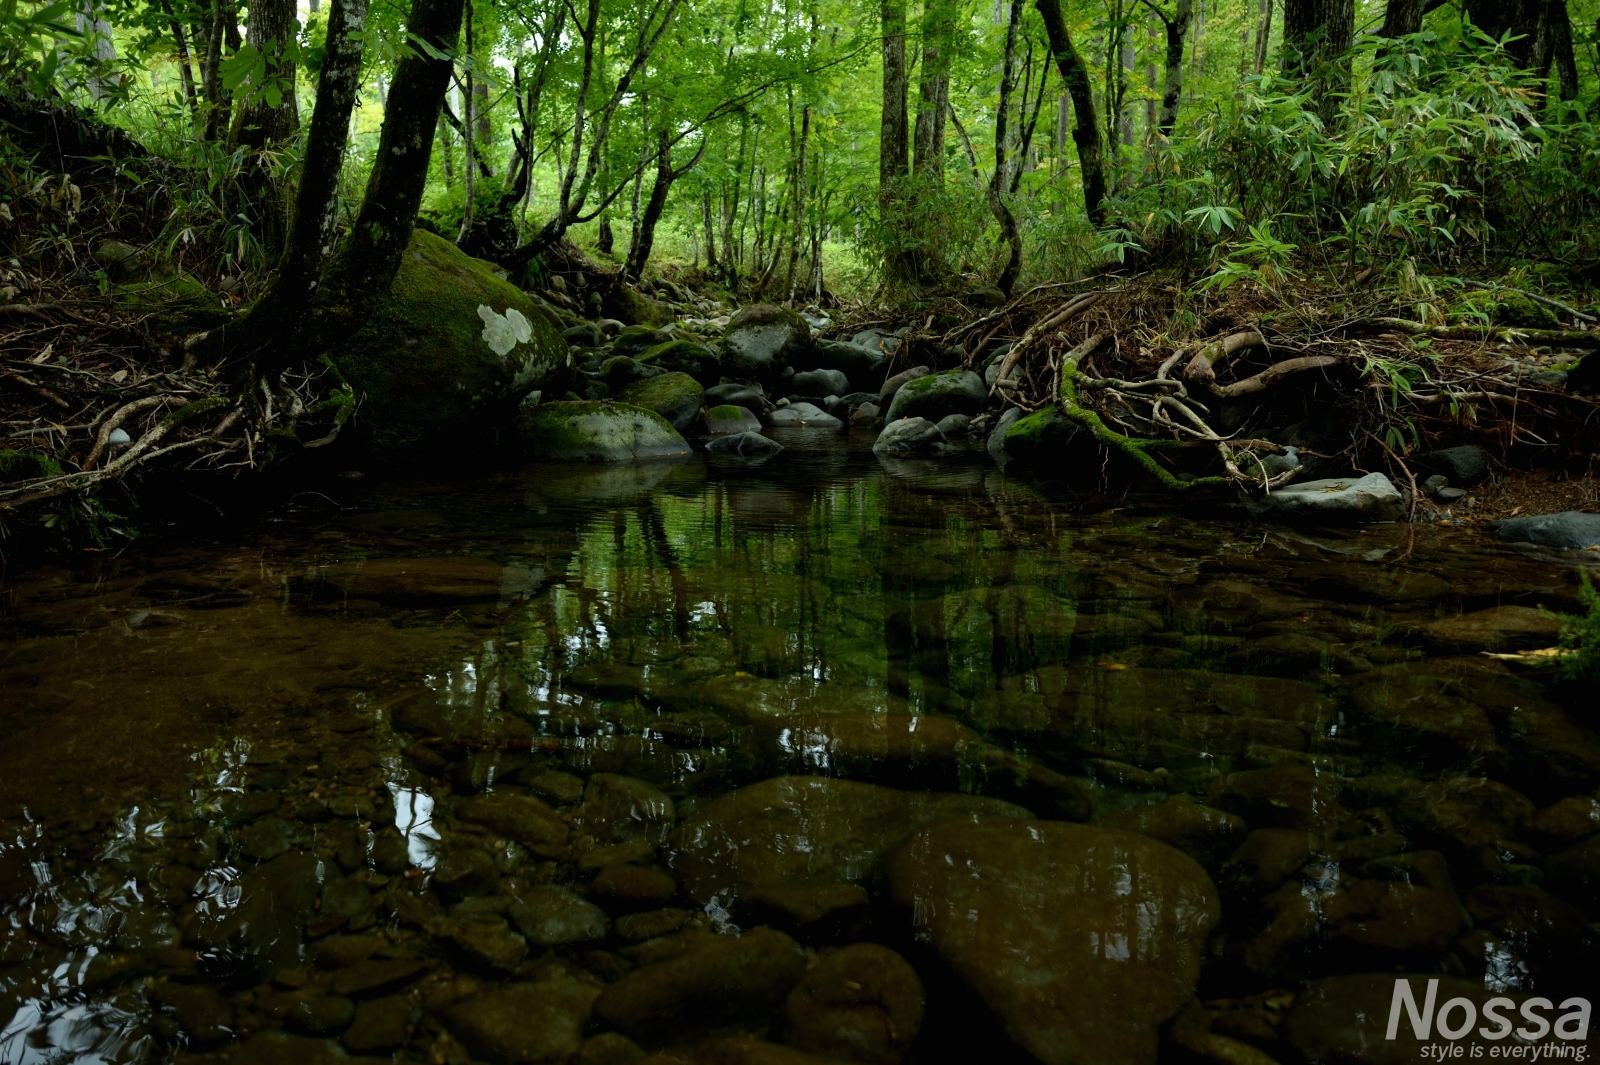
990 0 1025 295
159 0 199 119
1037 0 1107 227
1254 0 1272 73
913 0 953 179
1281 0 1354 117
266 0 464 372
456 0 476 245
1463 0 1554 70
625 130 706 281
233 0 298 150
200 0 233 141
232 0 368 351
1141 0 1192 138
1547 0 1579 101
1379 0 1424 37
879 0 909 197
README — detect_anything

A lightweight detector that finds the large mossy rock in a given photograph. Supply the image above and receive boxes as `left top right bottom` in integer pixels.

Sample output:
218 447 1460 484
1002 407 1085 465
643 339 722 386
517 400 690 462
618 373 705 433
883 369 986 424
330 230 568 452
723 304 811 384
888 818 1218 1065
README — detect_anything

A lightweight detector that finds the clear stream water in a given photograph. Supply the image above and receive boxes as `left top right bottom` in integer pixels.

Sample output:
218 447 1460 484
0 431 1596 1064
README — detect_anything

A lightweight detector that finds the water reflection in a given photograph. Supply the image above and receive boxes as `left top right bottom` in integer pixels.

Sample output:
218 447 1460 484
0 445 1595 1061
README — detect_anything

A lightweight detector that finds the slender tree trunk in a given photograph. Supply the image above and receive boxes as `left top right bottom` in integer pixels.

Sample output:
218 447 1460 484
990 0 1025 295
201 0 233 141
270 0 465 371
456 0 476 244
1254 0 1273 73
1037 0 1107 227
1550 0 1579 101
879 0 910 272
233 0 368 350
786 105 811 302
1147 0 1192 138
913 0 953 179
702 188 718 271
625 130 701 281
1379 0 1423 37
233 0 298 149
159 0 199 119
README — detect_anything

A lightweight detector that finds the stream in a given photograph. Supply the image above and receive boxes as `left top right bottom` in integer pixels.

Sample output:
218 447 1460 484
0 430 1596 1064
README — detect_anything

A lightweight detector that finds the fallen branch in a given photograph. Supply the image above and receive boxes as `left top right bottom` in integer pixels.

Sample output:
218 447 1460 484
1367 317 1600 349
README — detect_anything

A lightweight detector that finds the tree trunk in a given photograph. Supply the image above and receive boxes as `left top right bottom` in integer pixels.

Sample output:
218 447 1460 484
232 0 368 353
456 0 475 244
1463 0 1553 70
1150 0 1192 138
1549 0 1578 101
159 0 199 119
1281 0 1354 117
269 0 465 372
233 0 298 150
879 0 909 198
1037 0 1107 227
625 131 681 280
1254 0 1273 73
989 0 1025 295
913 0 953 179
786 105 811 302
1379 0 1424 37
200 0 233 141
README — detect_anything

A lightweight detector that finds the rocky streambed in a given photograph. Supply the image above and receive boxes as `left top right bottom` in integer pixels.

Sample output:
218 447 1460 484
0 444 1596 1064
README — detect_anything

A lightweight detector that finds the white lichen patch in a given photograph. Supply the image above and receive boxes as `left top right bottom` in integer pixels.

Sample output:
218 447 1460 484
478 304 532 356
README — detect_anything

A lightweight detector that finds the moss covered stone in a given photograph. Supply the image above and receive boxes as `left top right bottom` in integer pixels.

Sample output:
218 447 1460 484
884 369 986 423
723 304 811 383
603 286 674 327
613 326 674 358
641 339 721 386
1449 290 1562 330
1003 408 1087 465
330 229 569 453
618 372 705 433
517 400 690 461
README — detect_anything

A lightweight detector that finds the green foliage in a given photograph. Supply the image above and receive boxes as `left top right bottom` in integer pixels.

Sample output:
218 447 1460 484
1557 570 1600 681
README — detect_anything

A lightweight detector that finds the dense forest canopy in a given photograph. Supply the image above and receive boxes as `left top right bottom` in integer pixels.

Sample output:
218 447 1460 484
6 0 1600 302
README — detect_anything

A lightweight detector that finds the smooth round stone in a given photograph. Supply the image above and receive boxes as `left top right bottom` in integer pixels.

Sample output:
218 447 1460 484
781 943 924 1063
444 978 600 1064
507 885 610 945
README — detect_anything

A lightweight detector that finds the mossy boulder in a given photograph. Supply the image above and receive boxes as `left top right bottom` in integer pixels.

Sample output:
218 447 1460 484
723 304 811 384
884 369 986 424
1448 289 1562 330
613 326 674 358
618 373 705 433
1003 407 1086 465
603 286 674 327
642 339 721 386
517 400 690 461
329 229 569 453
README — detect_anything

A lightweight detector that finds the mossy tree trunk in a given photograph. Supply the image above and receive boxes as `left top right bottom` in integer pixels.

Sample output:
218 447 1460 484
1037 0 1107 228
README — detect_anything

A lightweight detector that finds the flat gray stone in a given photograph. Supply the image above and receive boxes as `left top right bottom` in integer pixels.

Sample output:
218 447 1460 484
1491 511 1600 549
873 417 943 454
1247 473 1405 524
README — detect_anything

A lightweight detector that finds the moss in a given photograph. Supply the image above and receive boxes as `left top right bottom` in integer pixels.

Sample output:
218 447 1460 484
115 273 230 332
707 404 746 420
614 326 673 358
618 372 705 432
641 339 721 386
603 286 674 327
516 400 689 461
330 229 569 453
1449 290 1562 330
0 449 63 481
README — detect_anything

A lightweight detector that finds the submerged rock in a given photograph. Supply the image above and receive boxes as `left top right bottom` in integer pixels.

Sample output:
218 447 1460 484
1247 473 1405 524
593 927 807 1041
507 885 610 945
518 400 690 461
781 943 924 1063
811 339 885 383
618 372 705 433
670 776 1029 921
1098 794 1246 864
723 305 811 383
1421 605 1563 650
887 818 1218 1065
331 229 567 454
443 978 600 1063
705 431 783 457
883 369 986 424
1281 973 1532 1065
455 793 569 856
1491 511 1600 549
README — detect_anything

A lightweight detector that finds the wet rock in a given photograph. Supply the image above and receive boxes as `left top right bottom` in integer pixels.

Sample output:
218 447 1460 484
1235 879 1322 975
329 958 428 998
619 372 706 434
812 340 885 383
565 323 605 348
455 793 570 857
1281 973 1531 1065
670 776 1029 920
1323 878 1464 952
429 915 529 974
643 339 722 387
871 417 942 454
1347 775 1534 850
342 994 415 1053
766 402 842 429
527 771 587 805
1418 445 1489 486
781 943 923 1064
706 431 783 457
592 865 676 906
986 407 1022 461
273 991 357 1036
745 711 989 781
390 689 538 743
431 846 502 900
232 1030 388 1065
705 384 767 416
615 908 694 941
613 326 675 357
888 818 1218 1065
883 369 985 425
724 305 811 383
1207 767 1344 831
1490 511 1600 549
323 876 377 931
934 413 970 438
519 400 691 462
1528 795 1600 843
1002 408 1084 466
1247 473 1405 524
848 403 879 427
1420 605 1562 650
876 365 928 404
1545 833 1600 911
580 1032 647 1064
578 840 657 871
313 935 385 969
220 789 285 825
705 404 766 435
193 852 321 979
1221 829 1321 893
444 977 601 1064
507 886 610 946
578 773 676 845
1099 795 1246 864
792 368 849 397
1298 562 1450 604
1344 664 1502 760
594 927 807 1041
149 980 234 1046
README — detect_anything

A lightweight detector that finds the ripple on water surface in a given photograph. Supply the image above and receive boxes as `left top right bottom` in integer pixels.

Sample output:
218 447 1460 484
0 446 1596 1063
